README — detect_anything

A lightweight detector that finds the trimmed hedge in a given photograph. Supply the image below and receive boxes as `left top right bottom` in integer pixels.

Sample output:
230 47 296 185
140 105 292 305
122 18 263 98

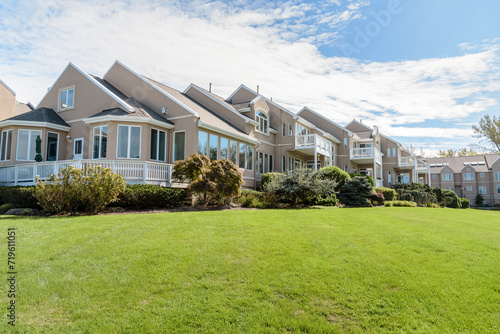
0 186 39 208
460 198 470 209
319 166 350 191
374 187 396 201
113 185 186 210
260 172 285 190
384 200 417 207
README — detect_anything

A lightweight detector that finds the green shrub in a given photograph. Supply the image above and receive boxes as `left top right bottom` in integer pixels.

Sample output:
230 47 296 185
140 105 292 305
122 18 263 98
440 189 462 209
370 192 385 206
384 200 417 207
236 190 277 209
260 172 285 190
0 203 16 214
399 192 414 202
318 166 350 191
0 186 39 208
307 194 338 206
460 198 470 209
339 176 373 207
34 165 126 215
349 173 375 186
264 169 336 206
475 193 484 206
374 187 396 201
114 185 185 210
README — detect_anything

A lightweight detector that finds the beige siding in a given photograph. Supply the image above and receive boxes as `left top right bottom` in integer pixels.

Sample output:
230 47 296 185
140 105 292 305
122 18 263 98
0 83 16 121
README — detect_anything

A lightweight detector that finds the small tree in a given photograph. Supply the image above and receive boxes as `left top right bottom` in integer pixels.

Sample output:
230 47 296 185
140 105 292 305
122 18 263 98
475 193 484 206
339 176 373 207
172 153 243 206
472 114 500 152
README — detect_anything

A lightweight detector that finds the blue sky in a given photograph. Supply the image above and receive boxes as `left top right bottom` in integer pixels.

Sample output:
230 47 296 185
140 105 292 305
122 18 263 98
0 0 499 155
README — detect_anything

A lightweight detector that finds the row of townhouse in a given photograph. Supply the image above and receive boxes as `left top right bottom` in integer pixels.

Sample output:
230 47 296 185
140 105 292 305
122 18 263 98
0 60 431 189
428 155 500 206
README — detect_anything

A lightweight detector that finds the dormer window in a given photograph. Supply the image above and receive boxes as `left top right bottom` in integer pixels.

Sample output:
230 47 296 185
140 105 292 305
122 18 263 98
256 111 268 134
59 86 74 111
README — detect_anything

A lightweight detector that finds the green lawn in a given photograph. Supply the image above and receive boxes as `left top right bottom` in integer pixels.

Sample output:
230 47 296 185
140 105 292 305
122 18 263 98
0 208 499 333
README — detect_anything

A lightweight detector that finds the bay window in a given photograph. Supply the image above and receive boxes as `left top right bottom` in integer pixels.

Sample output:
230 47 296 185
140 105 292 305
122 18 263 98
0 130 12 161
16 129 42 161
151 128 166 161
117 125 141 159
173 131 185 161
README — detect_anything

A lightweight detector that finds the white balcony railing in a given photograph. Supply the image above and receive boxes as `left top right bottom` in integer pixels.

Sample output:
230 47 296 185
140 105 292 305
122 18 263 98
350 148 382 164
399 156 415 166
295 134 332 157
0 160 174 186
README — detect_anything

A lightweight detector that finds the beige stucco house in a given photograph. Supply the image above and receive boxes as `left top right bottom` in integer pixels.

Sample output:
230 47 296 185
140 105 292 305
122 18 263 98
0 60 434 191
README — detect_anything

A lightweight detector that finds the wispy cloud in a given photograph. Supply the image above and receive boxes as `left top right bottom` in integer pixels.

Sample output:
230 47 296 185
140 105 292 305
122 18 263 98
0 0 498 152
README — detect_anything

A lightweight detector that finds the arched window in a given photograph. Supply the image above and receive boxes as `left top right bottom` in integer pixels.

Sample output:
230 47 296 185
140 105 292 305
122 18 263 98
256 111 268 134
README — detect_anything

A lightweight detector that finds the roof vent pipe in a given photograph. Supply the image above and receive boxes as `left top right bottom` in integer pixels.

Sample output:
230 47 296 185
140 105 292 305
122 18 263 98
257 85 259 94
209 83 212 93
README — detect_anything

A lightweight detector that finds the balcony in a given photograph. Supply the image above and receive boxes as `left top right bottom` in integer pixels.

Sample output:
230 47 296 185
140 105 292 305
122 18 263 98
350 148 382 165
417 160 430 173
0 160 174 186
295 134 332 157
398 157 430 173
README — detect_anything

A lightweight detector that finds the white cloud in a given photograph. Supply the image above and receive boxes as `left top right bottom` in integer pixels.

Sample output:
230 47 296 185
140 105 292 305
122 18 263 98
0 0 498 152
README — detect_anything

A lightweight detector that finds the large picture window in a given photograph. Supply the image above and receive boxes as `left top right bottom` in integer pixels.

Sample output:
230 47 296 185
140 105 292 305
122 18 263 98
247 146 253 170
239 143 246 169
46 132 59 161
220 138 229 159
209 134 218 160
117 125 141 159
93 125 107 159
59 87 74 111
16 129 42 161
150 129 166 161
0 130 12 161
229 140 237 164
442 173 453 181
463 173 474 181
173 132 186 161
198 131 208 156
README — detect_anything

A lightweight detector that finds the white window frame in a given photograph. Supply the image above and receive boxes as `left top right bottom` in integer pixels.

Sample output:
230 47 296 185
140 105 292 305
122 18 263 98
445 186 451 190
387 148 391 158
495 172 500 182
497 184 500 194
480 173 484 178
58 86 75 112
288 122 292 136
344 138 348 149
466 186 472 191
46 131 59 162
238 143 246 169
16 129 42 161
151 128 167 162
442 173 453 181
246 145 253 171
117 125 142 159
92 125 107 159
393 148 396 157
432 174 436 179
0 129 12 161
256 110 269 135
463 173 474 181
173 130 186 161
479 186 487 194
73 137 84 160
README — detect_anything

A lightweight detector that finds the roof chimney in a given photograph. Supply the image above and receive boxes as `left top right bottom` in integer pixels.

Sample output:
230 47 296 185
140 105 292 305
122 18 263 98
209 83 212 93
257 85 259 94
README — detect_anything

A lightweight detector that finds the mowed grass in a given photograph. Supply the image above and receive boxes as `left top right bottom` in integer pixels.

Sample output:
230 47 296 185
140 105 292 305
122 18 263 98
0 208 499 333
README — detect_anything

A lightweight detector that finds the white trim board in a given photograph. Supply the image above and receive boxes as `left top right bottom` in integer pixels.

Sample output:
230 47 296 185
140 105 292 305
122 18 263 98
0 120 70 132
0 78 16 96
198 121 259 145
83 115 174 129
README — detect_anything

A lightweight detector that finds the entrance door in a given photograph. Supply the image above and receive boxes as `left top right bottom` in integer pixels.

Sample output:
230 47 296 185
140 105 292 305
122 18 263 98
73 138 83 160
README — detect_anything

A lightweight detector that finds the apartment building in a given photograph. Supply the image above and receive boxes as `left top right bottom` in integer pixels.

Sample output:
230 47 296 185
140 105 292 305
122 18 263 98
0 60 429 189
429 155 500 205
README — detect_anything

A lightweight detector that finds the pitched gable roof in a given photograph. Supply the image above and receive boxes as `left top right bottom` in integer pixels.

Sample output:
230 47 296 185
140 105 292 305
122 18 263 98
1 107 70 129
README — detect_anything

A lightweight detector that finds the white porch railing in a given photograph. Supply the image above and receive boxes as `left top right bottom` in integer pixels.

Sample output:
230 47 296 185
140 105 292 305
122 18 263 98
350 148 382 164
399 156 415 166
295 134 332 157
417 160 430 173
0 160 174 186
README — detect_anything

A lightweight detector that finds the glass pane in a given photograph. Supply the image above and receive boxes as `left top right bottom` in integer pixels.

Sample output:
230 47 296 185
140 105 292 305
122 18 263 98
150 129 158 160
117 126 129 158
174 132 185 161
29 131 42 161
264 154 269 173
17 130 30 160
239 143 245 168
209 134 218 160
130 126 141 159
198 131 208 156
67 89 74 108
247 146 253 170
230 140 237 164
46 133 58 161
259 152 263 173
93 134 99 159
6 131 11 160
0 131 6 160
75 140 82 155
60 90 67 109
220 137 228 159
101 126 107 158
159 131 166 162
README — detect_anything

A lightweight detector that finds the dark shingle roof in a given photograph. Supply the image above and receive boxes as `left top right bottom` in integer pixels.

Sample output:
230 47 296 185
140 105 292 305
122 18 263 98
6 107 69 127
